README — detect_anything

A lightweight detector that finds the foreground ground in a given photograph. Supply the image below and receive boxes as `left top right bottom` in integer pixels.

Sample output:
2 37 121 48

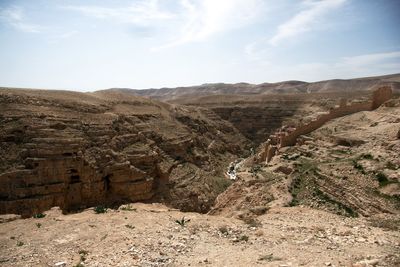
0 203 399 267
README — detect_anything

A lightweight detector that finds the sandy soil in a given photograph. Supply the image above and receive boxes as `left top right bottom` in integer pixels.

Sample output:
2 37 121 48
1 203 399 267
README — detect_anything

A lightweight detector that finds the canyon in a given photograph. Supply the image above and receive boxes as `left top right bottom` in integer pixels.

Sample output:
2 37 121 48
0 74 400 266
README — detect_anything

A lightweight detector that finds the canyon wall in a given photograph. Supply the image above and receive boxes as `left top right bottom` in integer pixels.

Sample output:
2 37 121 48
0 89 249 217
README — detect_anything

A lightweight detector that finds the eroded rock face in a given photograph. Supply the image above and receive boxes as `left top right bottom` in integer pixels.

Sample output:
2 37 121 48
0 89 249 217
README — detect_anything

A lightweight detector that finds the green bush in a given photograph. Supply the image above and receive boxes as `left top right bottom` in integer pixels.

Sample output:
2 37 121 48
239 235 249 242
352 160 365 174
33 213 46 219
175 217 190 227
376 172 389 186
94 206 107 214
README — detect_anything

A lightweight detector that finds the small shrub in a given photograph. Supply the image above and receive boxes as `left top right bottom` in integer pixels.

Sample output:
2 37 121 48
175 217 190 227
120 205 136 211
376 172 389 186
79 249 88 262
239 235 249 242
369 218 400 231
94 206 107 214
242 217 261 228
352 160 365 174
218 225 229 235
33 213 46 219
258 253 282 262
35 223 42 228
386 161 397 170
125 224 135 229
287 199 299 207
360 153 373 160
16 241 24 247
250 165 261 173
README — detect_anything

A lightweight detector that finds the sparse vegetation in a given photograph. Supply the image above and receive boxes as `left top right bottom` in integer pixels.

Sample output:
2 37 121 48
314 188 358 217
360 153 374 160
239 235 249 242
94 206 107 214
241 216 261 228
175 217 190 227
125 224 135 229
295 158 319 174
386 161 397 170
78 249 88 262
376 172 390 187
369 217 400 231
218 225 229 235
35 223 42 228
120 204 136 211
16 241 24 247
352 160 365 174
33 213 46 219
258 253 282 262
208 176 233 194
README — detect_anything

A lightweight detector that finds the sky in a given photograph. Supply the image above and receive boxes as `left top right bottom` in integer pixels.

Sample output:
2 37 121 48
0 0 399 91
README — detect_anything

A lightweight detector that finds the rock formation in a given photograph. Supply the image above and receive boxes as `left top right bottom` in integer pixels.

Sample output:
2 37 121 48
0 89 249 217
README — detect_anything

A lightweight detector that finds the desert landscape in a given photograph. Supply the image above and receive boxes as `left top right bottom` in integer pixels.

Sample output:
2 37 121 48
1 0 400 266
1 74 400 267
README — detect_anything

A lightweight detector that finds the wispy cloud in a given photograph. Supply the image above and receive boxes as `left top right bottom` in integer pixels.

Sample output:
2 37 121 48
63 0 174 26
0 6 43 33
63 0 265 50
269 0 347 45
155 0 265 50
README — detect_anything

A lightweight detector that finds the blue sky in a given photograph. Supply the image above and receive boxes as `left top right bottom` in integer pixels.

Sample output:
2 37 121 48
0 0 399 91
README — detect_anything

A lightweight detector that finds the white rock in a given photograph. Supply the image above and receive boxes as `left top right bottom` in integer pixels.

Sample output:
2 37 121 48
54 262 66 267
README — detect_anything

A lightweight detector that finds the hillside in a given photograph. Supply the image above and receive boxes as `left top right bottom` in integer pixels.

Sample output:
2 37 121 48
104 73 400 102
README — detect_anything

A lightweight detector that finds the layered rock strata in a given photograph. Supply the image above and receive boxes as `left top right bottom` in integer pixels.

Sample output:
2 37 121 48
0 89 249 217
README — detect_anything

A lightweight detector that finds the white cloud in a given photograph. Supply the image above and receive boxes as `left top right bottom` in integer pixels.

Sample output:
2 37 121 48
155 0 265 50
0 6 43 33
63 0 174 26
64 0 266 50
269 0 347 45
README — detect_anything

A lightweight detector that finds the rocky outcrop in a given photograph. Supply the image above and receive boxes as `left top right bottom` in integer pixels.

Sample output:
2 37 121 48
0 89 249 217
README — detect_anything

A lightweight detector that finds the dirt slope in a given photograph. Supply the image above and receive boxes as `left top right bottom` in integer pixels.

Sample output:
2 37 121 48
0 203 399 267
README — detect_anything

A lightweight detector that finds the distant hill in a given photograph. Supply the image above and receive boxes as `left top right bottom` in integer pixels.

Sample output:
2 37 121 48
101 73 400 102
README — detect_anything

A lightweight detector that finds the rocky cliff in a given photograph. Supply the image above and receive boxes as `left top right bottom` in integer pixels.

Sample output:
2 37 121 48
0 89 250 217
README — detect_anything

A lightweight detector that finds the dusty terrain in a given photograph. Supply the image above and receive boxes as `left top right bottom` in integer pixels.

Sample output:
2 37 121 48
1 203 399 267
1 74 400 267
